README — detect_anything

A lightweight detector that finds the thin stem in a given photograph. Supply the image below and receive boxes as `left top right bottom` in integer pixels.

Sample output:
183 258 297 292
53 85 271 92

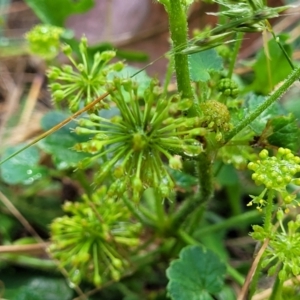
193 210 260 237
122 196 155 227
269 271 284 300
249 257 263 299
224 66 300 144
162 55 175 97
171 152 213 228
227 32 244 79
264 190 274 233
155 191 166 227
0 254 57 271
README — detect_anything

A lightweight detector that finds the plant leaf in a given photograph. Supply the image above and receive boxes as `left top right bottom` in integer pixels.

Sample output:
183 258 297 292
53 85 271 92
265 114 300 151
0 145 48 185
168 168 197 191
2 271 73 300
250 33 293 95
38 111 91 169
166 245 226 300
244 93 283 134
24 0 94 26
188 49 223 82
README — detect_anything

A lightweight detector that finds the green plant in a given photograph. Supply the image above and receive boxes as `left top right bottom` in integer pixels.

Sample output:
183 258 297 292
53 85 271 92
1 0 300 299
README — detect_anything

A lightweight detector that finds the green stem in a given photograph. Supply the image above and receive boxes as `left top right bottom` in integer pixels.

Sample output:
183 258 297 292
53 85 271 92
193 210 260 237
162 55 175 97
1 254 57 271
185 205 205 234
167 0 193 99
73 170 93 197
171 152 213 228
155 191 166 227
264 190 274 233
269 272 284 300
122 196 155 227
249 257 263 299
224 66 300 144
226 184 242 216
227 32 244 79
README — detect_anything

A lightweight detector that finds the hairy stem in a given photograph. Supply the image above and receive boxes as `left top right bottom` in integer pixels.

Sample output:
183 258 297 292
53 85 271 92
264 190 274 233
224 66 300 143
171 152 213 228
167 0 193 99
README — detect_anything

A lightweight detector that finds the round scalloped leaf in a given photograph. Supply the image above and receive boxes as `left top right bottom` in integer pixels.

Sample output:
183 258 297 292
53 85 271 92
38 111 92 169
0 145 48 185
166 245 226 300
188 49 223 82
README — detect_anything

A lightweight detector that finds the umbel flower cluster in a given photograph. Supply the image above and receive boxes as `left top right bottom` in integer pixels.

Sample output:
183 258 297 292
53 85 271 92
74 78 206 202
49 187 141 286
47 37 124 112
252 211 300 281
248 148 300 208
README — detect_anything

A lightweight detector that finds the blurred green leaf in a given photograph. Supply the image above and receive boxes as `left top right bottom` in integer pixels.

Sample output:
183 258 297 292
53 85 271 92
216 164 239 186
2 270 73 300
0 145 48 185
216 285 236 300
188 49 223 82
108 66 152 98
265 114 300 151
166 245 226 300
244 93 283 134
250 34 293 95
39 111 91 169
168 168 197 190
0 214 19 243
24 0 94 26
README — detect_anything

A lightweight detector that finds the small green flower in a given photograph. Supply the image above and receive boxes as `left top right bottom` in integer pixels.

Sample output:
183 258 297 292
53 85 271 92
49 187 141 286
218 78 239 97
74 78 205 202
47 36 124 112
251 214 300 281
199 100 231 142
26 24 64 59
248 148 300 205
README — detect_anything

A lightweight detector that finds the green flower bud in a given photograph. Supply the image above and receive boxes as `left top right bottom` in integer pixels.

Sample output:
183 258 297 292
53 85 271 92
279 269 287 281
218 78 239 97
259 149 269 159
113 166 124 178
62 65 73 73
52 90 65 101
276 209 284 221
62 44 72 56
169 155 182 170
267 265 278 276
69 269 82 285
101 51 116 61
49 82 62 91
93 272 102 287
111 269 121 281
47 67 61 80
132 177 143 193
